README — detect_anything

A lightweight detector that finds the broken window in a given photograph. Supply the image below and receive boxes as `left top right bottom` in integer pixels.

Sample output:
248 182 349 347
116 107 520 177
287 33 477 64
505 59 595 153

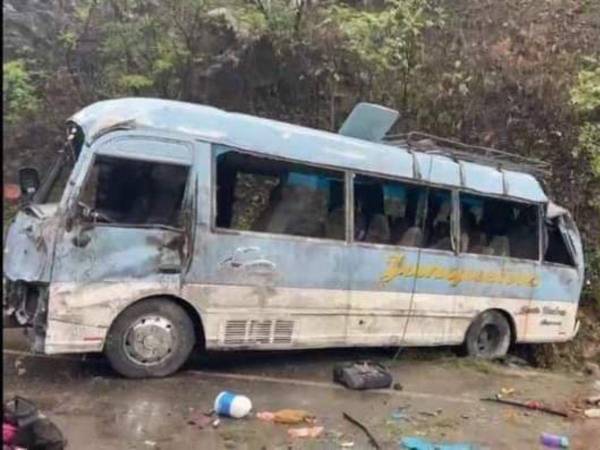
459 193 539 260
353 175 425 247
215 148 345 240
544 217 574 266
79 155 189 227
423 188 453 251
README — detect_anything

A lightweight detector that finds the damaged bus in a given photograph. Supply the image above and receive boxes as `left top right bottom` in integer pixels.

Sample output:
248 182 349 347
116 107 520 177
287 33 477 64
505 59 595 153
3 98 584 378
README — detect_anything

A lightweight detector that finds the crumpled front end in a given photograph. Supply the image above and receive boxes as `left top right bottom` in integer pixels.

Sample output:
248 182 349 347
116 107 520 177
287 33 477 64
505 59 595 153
3 280 49 351
3 206 58 351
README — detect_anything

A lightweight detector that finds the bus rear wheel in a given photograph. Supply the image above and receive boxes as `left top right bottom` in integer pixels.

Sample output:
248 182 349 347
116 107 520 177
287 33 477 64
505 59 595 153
104 298 195 378
464 310 511 359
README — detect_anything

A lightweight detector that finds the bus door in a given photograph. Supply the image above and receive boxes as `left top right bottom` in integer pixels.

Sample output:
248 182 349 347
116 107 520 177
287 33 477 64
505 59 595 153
52 135 195 303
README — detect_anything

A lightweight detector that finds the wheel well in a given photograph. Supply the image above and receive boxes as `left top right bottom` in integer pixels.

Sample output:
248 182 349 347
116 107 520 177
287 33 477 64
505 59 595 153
470 308 517 344
114 295 206 350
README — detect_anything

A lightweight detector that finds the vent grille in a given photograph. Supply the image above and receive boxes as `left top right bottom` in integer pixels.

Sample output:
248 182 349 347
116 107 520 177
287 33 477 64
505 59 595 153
273 320 294 344
224 320 247 345
249 320 272 344
222 319 295 345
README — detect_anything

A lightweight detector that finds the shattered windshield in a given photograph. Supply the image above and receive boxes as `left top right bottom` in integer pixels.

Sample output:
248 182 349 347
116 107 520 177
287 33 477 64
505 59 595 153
34 125 83 204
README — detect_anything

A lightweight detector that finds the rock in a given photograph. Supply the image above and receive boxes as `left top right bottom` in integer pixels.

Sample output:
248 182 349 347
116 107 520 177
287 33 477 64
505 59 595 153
584 408 600 418
393 382 404 391
584 362 600 377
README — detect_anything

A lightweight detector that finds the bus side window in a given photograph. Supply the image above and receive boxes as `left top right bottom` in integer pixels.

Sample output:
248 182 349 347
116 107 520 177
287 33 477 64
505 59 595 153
353 175 425 247
544 217 575 266
423 188 453 251
459 193 539 260
215 148 346 240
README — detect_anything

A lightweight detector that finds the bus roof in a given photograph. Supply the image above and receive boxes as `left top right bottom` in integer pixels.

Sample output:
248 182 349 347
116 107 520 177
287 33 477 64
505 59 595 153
69 97 547 203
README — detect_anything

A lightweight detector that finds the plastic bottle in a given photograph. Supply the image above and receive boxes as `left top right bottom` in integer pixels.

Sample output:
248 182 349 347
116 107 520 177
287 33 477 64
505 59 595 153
540 433 569 448
214 391 252 418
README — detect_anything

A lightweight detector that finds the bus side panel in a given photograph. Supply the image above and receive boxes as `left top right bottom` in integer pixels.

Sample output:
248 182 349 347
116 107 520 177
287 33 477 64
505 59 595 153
403 251 540 345
345 245 419 346
184 230 351 349
520 264 581 343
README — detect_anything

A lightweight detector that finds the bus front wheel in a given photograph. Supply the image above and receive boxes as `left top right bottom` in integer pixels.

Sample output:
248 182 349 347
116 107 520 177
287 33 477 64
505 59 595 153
104 298 196 378
464 310 511 359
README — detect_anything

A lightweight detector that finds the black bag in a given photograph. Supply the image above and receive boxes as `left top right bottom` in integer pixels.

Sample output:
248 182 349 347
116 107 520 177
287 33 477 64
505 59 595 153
4 396 66 450
333 361 393 390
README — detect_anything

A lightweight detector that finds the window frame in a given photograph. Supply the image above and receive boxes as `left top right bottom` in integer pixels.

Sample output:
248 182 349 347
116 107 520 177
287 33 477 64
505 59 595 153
211 145 351 245
456 190 544 264
73 151 193 233
349 172 457 255
209 144 556 266
541 215 577 269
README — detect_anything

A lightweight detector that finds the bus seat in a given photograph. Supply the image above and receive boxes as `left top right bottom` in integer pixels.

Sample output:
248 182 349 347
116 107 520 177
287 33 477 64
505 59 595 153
325 207 345 240
355 213 368 241
399 226 423 248
261 184 328 237
460 232 470 252
488 236 510 256
432 237 452 251
366 214 390 244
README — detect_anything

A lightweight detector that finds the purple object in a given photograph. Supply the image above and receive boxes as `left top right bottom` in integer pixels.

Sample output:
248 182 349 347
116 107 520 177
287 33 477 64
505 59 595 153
540 433 569 448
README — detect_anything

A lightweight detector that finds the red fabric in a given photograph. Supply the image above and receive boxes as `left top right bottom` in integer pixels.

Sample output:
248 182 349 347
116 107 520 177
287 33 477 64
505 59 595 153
2 422 17 445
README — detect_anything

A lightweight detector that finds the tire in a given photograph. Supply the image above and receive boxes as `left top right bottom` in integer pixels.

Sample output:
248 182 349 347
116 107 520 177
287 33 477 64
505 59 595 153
464 310 511 359
104 298 195 378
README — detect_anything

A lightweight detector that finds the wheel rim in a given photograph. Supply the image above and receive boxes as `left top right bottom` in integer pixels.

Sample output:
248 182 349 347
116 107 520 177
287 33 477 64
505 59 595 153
476 324 500 355
123 315 176 366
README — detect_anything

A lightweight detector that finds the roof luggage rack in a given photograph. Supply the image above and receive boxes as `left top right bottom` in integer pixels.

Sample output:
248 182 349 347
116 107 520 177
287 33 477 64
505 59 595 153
383 131 551 178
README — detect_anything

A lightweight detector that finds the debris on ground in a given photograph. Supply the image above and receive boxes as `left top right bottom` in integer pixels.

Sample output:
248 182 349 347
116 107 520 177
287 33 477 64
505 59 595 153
287 426 324 438
256 409 315 424
340 441 355 448
493 354 530 368
539 432 569 448
187 410 218 429
333 361 393 390
14 359 26 377
418 408 442 417
342 412 381 450
586 394 600 405
3 396 66 450
481 396 569 417
143 440 157 447
214 391 252 419
498 387 515 397
400 436 478 450
393 383 404 391
583 362 600 377
583 408 600 418
391 408 410 421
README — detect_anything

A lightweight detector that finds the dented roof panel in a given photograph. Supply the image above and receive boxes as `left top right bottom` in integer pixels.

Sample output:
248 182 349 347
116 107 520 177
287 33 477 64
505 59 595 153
70 98 548 203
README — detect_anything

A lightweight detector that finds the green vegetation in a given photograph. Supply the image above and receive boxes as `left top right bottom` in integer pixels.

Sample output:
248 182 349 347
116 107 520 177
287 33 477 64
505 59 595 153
571 61 600 306
2 60 40 125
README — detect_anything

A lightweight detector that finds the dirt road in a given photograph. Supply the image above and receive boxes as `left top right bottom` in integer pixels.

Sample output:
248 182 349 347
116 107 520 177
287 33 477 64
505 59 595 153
3 329 599 449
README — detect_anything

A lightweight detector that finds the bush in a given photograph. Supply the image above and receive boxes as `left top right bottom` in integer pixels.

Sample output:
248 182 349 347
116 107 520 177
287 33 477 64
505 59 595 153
2 60 41 125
